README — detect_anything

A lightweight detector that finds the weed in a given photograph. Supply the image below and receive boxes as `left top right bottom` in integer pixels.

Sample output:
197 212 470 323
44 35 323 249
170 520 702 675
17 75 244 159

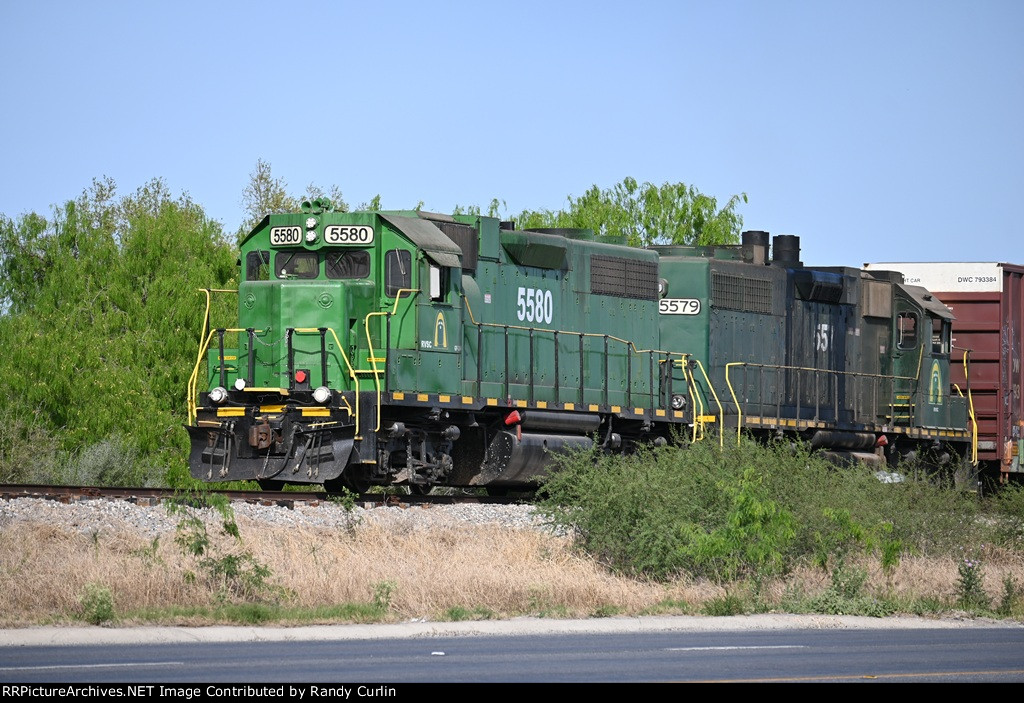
956 552 990 611
998 574 1019 617
328 488 361 534
702 592 747 616
639 599 693 616
165 491 276 602
132 537 162 567
591 605 622 618
444 606 495 621
372 581 396 614
79 583 115 625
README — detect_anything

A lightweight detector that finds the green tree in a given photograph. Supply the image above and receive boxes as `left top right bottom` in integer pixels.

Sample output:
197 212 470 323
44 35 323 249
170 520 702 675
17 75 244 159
0 177 237 484
238 159 300 240
515 177 746 247
237 159 349 241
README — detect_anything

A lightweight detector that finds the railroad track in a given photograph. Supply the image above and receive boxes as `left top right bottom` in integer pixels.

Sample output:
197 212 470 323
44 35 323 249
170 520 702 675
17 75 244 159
0 484 528 509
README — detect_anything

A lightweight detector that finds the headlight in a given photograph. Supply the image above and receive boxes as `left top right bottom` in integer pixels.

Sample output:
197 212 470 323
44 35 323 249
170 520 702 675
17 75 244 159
313 386 332 404
671 394 687 410
234 378 247 391
305 216 318 229
209 386 228 404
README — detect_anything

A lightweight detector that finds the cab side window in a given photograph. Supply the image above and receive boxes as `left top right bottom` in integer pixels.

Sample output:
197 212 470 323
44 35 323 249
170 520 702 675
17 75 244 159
429 264 450 302
246 250 270 281
897 312 918 350
385 250 411 296
932 318 950 355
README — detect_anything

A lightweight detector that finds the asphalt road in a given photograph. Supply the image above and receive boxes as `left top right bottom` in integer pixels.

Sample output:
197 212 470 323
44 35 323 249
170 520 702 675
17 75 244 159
2 615 1023 683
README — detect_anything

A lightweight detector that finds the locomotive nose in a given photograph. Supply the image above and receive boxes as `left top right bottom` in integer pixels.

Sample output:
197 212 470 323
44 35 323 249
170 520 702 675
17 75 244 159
239 279 348 390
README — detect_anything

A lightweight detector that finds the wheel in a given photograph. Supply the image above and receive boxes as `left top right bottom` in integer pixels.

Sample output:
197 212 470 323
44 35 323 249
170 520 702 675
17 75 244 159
340 466 372 494
410 484 433 496
323 464 372 495
257 479 285 491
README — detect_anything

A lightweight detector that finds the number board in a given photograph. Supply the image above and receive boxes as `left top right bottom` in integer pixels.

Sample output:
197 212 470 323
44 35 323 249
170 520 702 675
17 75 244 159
269 226 302 246
659 298 702 315
325 225 374 245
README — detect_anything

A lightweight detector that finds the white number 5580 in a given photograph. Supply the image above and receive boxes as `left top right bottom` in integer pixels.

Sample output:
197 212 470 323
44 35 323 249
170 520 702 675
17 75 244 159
516 287 554 325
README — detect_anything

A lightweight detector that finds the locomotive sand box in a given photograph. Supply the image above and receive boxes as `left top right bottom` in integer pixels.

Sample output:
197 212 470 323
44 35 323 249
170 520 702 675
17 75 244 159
186 203 974 492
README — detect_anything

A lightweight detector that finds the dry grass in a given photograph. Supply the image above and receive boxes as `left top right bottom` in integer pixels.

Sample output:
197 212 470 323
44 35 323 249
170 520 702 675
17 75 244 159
1 519 1022 627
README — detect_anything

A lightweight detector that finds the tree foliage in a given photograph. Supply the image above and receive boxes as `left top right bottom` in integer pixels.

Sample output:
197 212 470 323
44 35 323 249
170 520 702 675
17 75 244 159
515 177 747 247
238 159 349 241
0 178 237 483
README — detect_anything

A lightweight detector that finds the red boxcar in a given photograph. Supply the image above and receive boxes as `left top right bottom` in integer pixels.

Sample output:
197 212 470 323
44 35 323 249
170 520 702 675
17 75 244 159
865 262 1024 481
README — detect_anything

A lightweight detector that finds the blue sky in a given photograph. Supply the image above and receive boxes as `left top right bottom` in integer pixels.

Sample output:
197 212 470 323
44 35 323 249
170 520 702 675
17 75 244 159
1 0 1021 266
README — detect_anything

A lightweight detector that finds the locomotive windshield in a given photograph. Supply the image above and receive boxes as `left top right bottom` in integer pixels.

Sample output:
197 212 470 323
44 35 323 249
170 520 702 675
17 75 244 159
276 251 318 279
326 250 370 279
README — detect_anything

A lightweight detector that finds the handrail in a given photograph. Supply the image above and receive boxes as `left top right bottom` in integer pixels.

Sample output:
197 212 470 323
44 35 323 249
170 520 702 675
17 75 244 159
462 295 689 410
188 326 264 424
190 289 240 422
725 362 744 447
961 349 978 465
462 296 685 360
680 358 704 442
292 327 363 438
190 288 421 436
363 288 419 433
190 325 364 438
723 361 932 445
689 359 724 447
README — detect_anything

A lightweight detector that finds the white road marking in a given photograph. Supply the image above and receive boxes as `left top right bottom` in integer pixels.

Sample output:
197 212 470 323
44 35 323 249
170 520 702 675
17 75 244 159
671 650 806 654
0 662 182 671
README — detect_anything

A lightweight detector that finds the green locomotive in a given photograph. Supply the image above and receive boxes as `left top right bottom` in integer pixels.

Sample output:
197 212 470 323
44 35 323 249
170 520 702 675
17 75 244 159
186 204 974 491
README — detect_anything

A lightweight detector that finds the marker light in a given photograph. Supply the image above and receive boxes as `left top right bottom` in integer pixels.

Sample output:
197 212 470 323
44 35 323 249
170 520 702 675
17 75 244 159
234 378 247 391
295 370 308 384
305 217 318 229
671 394 687 410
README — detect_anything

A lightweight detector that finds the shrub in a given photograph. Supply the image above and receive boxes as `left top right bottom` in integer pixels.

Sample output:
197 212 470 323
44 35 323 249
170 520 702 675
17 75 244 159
79 583 115 625
539 437 984 584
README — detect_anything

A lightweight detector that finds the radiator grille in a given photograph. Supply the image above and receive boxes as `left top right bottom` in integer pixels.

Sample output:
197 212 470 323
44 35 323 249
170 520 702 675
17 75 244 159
590 256 658 300
712 272 773 314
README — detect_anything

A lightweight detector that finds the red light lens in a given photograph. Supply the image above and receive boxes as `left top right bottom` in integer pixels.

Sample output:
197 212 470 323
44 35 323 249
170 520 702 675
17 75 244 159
295 370 307 384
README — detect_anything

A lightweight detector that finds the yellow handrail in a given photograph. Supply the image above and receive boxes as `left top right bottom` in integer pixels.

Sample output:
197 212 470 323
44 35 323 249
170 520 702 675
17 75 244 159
363 288 419 432
190 325 364 438
962 349 978 465
689 359 724 447
188 327 263 424
189 289 239 422
723 361 928 446
462 295 691 410
679 357 705 442
293 328 363 438
725 362 744 447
